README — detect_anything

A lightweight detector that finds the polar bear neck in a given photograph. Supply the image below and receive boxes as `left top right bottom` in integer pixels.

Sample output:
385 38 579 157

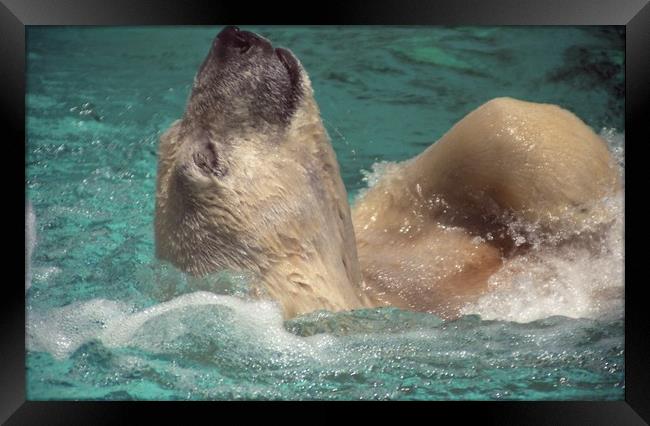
155 98 371 318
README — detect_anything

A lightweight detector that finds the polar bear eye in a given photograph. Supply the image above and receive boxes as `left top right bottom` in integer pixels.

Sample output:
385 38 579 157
192 141 227 177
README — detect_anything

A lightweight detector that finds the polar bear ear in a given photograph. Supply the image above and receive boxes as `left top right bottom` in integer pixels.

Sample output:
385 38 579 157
192 137 227 178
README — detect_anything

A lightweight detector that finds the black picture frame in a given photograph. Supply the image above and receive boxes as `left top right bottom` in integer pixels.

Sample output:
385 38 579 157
3 0 648 424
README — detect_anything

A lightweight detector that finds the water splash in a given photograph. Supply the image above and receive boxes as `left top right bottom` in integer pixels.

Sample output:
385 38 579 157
26 290 623 400
26 201 37 292
27 291 315 361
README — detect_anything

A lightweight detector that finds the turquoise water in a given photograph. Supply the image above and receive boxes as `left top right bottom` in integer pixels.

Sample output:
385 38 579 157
25 26 625 400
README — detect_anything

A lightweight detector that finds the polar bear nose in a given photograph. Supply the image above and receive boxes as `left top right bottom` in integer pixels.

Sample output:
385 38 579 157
215 26 271 55
217 26 247 51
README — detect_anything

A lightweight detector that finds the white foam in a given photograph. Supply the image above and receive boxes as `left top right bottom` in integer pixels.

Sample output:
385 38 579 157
459 201 624 322
459 129 624 322
600 127 625 167
354 160 404 203
27 298 131 359
25 201 36 292
27 291 315 361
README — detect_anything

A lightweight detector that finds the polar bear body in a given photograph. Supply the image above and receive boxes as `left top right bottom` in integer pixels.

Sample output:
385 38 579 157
352 97 621 318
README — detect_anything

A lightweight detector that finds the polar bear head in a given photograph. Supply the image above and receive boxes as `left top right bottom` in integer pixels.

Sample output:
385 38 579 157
155 27 366 317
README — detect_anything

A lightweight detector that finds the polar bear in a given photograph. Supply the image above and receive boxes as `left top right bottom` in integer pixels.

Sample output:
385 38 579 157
155 27 621 319
155 26 371 318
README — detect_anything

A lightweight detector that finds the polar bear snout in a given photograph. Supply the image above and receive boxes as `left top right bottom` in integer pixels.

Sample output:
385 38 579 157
211 26 299 86
187 27 305 127
213 26 273 57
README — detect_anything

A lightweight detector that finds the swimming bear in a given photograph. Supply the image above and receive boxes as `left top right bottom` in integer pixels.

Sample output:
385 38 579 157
155 27 621 319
